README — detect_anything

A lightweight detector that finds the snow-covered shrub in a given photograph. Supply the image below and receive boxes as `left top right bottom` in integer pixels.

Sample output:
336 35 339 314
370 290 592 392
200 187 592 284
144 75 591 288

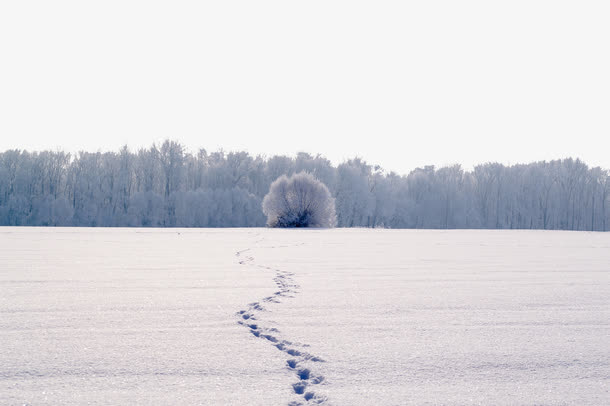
262 172 336 228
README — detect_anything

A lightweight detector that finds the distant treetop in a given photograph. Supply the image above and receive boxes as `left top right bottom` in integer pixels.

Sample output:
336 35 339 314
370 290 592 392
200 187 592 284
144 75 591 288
0 142 608 231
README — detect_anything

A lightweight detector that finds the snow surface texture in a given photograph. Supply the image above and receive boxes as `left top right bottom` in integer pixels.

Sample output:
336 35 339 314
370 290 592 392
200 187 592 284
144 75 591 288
1 228 609 405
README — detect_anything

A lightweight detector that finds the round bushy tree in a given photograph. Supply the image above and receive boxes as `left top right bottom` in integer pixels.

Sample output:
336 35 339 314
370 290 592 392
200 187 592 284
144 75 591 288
262 172 336 228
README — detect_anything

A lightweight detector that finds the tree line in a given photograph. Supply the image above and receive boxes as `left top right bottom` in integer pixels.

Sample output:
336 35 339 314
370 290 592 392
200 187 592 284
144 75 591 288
0 140 608 230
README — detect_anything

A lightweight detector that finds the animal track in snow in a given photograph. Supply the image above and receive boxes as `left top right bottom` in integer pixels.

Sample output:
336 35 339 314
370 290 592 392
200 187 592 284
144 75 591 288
235 238 328 404
291 366 327 404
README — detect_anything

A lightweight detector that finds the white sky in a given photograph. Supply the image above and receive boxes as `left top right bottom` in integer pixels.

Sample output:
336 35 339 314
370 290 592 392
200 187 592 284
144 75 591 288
1 1 609 174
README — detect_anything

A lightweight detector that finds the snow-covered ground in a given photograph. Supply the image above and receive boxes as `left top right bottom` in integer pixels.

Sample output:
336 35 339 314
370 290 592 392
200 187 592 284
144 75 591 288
1 228 609 405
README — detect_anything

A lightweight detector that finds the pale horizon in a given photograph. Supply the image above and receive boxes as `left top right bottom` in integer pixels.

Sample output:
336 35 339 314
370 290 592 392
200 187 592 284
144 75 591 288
1 1 609 175
1 139 607 176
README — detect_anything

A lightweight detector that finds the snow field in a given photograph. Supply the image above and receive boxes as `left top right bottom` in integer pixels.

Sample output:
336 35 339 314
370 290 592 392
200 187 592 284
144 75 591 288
1 228 609 405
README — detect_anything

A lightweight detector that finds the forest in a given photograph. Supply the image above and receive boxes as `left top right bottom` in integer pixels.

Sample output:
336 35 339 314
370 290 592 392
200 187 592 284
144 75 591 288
0 140 608 230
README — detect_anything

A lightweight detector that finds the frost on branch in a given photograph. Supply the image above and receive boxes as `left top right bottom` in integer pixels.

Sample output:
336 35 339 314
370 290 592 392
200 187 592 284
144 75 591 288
262 172 336 228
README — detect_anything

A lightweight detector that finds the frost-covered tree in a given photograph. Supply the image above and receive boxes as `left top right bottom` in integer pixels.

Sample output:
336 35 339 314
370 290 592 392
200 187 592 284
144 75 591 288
262 172 336 228
335 159 374 227
0 142 608 230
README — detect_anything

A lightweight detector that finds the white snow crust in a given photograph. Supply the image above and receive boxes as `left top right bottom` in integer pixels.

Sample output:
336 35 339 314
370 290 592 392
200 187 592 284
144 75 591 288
1 228 609 405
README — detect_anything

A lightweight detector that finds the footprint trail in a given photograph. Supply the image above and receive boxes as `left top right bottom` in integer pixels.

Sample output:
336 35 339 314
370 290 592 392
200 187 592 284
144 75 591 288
235 241 328 405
